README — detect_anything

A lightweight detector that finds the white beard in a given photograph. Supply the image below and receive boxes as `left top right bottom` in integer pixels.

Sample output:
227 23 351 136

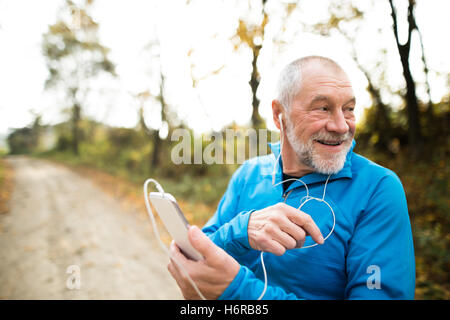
284 118 353 175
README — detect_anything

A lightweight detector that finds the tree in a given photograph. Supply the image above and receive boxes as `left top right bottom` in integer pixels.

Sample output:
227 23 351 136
231 0 269 130
388 0 423 155
135 80 167 171
7 114 42 154
134 36 179 171
42 0 115 155
7 127 35 154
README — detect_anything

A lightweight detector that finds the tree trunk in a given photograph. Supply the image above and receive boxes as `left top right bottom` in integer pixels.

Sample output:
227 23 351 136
399 47 423 151
366 79 393 151
415 13 435 128
151 130 160 169
388 0 423 155
72 103 81 155
250 45 265 130
151 72 169 169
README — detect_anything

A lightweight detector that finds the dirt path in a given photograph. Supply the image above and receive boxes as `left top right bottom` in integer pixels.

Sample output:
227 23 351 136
0 156 182 299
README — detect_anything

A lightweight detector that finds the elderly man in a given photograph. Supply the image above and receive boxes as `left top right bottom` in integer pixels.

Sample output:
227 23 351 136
167 56 415 300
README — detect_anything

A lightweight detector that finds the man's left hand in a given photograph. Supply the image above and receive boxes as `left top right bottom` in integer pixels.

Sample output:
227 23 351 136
167 225 240 300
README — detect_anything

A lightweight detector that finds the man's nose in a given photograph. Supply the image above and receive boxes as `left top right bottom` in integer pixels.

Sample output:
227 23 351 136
326 110 349 134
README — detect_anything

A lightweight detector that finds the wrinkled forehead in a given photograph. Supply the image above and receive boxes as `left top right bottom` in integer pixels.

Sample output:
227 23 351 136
298 63 354 100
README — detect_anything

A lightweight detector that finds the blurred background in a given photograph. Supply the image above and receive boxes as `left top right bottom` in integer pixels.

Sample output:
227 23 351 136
0 0 448 299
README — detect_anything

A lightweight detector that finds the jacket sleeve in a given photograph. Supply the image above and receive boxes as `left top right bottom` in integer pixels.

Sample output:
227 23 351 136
218 264 300 300
345 172 416 299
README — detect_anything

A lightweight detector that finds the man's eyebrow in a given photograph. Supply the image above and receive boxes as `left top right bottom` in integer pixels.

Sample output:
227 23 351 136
344 97 356 106
310 95 329 104
309 95 356 106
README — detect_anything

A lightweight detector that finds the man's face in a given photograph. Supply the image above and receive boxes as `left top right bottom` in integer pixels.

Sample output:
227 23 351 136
284 63 356 175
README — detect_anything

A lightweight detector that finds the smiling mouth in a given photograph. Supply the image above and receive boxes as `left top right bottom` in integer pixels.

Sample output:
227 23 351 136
315 140 343 146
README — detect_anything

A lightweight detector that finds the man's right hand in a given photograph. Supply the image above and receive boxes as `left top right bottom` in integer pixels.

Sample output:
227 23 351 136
248 202 324 256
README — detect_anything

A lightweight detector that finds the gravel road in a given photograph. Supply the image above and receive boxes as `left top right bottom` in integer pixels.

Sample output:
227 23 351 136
0 156 182 299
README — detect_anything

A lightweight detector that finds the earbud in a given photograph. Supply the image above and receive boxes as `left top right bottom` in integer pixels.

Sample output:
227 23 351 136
278 113 283 132
273 113 284 185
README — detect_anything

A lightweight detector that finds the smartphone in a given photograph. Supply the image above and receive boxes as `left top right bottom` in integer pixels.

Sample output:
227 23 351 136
149 192 203 261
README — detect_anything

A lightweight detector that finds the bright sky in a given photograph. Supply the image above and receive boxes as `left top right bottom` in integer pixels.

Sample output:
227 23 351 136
0 0 449 142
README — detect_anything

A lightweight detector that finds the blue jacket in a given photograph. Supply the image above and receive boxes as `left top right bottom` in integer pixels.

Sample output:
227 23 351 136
202 141 415 299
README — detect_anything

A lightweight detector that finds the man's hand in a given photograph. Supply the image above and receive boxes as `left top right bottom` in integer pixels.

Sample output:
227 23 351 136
167 225 240 300
248 202 324 255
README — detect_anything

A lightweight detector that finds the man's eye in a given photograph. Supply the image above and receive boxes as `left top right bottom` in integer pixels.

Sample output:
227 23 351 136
318 106 329 111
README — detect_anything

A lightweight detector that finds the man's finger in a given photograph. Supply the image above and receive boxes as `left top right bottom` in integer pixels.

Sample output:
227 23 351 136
270 225 297 250
168 244 185 285
267 239 287 256
170 240 190 265
279 216 307 244
167 258 180 281
168 242 196 290
187 225 219 261
283 207 324 245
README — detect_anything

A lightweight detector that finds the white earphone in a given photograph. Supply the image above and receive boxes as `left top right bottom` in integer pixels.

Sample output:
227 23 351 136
272 113 284 185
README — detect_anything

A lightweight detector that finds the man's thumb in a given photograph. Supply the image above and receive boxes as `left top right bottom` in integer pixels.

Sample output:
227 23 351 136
188 225 217 260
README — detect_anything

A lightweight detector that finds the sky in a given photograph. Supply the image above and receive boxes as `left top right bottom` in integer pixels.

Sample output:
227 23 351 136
0 0 449 144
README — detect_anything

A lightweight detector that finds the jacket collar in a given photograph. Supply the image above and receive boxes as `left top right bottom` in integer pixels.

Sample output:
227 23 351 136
268 139 354 189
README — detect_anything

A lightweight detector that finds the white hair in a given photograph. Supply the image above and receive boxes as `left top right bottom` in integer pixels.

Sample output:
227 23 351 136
276 59 302 110
276 56 344 110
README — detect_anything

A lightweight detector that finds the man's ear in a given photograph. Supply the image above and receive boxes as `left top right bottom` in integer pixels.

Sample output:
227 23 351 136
272 100 284 130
